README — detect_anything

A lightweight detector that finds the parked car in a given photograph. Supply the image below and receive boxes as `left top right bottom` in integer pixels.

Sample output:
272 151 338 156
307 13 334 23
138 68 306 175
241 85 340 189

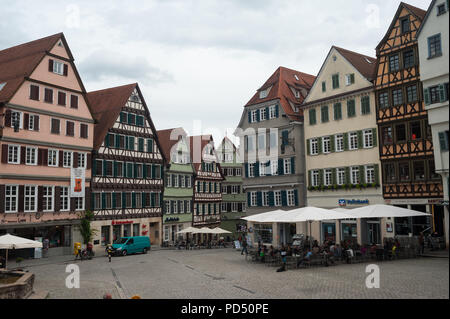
112 236 151 256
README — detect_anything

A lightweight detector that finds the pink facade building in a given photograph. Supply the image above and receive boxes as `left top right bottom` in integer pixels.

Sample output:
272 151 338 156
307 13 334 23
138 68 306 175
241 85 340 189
0 33 95 256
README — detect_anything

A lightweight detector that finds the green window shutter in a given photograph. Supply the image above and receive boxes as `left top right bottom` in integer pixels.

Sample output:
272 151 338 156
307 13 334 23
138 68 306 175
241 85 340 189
102 160 107 176
308 170 312 187
357 130 363 149
291 157 295 174
150 193 155 207
307 139 311 155
374 164 380 185
322 81 326 92
281 190 287 206
92 159 97 176
282 130 289 145
138 138 144 152
128 113 133 124
318 170 324 186
347 100 356 117
372 128 378 147
424 88 430 105
257 192 262 206
248 111 251 123
345 167 350 185
343 133 349 151
247 193 251 206
362 96 370 114
120 112 125 123
132 193 136 208
160 166 164 179
439 132 449 151
141 192 146 208
278 159 284 175
331 168 337 185
309 109 316 125
332 74 339 89
245 163 249 177
128 136 135 150
439 84 447 102
330 135 335 152
321 106 329 123
359 165 365 184
350 73 355 84
113 161 117 177
122 193 126 209
275 105 279 118
143 165 147 179
294 189 298 206
318 137 323 154
112 193 116 209
255 161 260 177
147 139 153 153
105 133 110 147
268 191 274 206
134 163 138 178
101 193 106 209
334 103 342 120
256 109 260 122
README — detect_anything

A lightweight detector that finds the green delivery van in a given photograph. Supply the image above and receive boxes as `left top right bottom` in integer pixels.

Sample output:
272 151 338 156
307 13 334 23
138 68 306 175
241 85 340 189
112 236 151 256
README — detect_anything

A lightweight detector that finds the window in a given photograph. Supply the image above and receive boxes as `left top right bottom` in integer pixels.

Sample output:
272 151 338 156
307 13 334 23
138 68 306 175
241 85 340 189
135 193 142 209
246 135 255 152
259 162 267 177
258 134 265 149
283 158 292 175
363 129 373 148
27 114 38 131
389 54 400 72
43 186 54 212
410 121 422 140
53 61 64 75
5 185 18 213
250 110 258 123
400 17 410 34
311 170 319 187
361 96 370 115
332 74 339 89
61 187 69 211
274 191 282 207
429 160 440 180
70 95 78 109
250 192 257 207
382 126 393 144
365 166 375 184
128 113 136 125
392 89 403 106
413 161 425 181
80 124 88 139
75 197 84 211
260 108 266 121
335 134 344 152
385 163 396 183
11 111 22 129
77 153 86 168
337 168 345 185
334 103 342 120
429 86 440 104
322 136 331 154
350 167 359 184
428 34 442 58
309 108 317 125
310 138 319 155
321 106 329 123
262 191 269 206
399 162 410 181
58 91 66 106
8 145 20 164
269 105 277 119
403 50 414 68
66 121 75 137
287 190 295 206
347 99 356 117
63 151 72 168
44 88 53 103
349 132 358 150
125 193 132 208
24 185 37 212
30 85 39 101
395 124 407 142
248 163 255 177
439 131 449 151
117 162 124 177
259 89 268 99
345 74 355 86
235 168 242 176
51 118 60 134
48 149 58 166
322 81 326 92
25 147 37 165
437 3 446 15
406 85 418 102
379 92 389 108
324 169 332 186
271 159 278 176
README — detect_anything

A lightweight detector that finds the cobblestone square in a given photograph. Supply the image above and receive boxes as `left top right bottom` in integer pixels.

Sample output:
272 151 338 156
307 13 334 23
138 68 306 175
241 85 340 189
20 248 449 299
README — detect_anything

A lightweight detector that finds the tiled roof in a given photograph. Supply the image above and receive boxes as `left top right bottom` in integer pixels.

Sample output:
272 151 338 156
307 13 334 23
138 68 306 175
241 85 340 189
333 46 377 81
156 127 187 163
402 2 427 20
0 33 63 103
244 66 316 121
87 83 137 150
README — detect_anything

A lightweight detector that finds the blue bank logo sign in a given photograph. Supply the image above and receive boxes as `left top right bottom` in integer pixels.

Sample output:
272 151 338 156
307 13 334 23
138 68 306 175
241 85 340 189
339 199 369 207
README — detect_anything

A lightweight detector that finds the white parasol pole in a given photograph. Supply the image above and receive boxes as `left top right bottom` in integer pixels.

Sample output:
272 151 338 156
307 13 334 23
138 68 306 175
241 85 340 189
5 248 8 270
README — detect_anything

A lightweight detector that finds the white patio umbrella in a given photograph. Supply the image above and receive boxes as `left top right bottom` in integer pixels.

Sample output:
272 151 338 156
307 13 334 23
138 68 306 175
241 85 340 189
192 227 215 234
344 204 431 218
210 228 232 234
0 234 43 269
241 209 290 223
177 226 199 234
332 207 354 213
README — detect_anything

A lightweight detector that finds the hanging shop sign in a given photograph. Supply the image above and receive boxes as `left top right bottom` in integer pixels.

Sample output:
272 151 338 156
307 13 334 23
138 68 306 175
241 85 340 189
70 168 85 197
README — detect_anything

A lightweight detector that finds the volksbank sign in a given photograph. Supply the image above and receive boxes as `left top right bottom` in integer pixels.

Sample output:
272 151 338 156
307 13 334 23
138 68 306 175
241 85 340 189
339 199 369 207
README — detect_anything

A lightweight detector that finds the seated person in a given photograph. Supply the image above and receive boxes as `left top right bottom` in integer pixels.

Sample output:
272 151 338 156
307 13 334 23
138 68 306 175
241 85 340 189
297 249 313 267
334 244 343 259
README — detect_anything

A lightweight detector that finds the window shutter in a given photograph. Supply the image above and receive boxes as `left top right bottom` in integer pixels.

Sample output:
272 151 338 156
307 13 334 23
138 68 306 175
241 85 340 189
256 109 260 122
70 95 78 109
282 130 289 145
275 105 279 118
343 133 349 151
48 59 54 72
34 116 39 131
132 193 136 208
359 166 365 184
122 193 126 209
306 139 311 155
350 73 355 84
248 111 251 123
345 167 350 185
257 192 262 206
101 193 106 209
4 109 11 127
281 190 287 207
291 157 295 174
318 170 324 186
294 189 298 206
59 150 63 167
330 135 335 152
439 132 449 151
374 164 380 185
37 186 44 212
254 162 260 177
372 128 378 147
265 107 269 117
1 145 8 163
63 64 68 76
331 168 337 185
278 159 284 175
245 163 248 178
87 154 91 170
268 191 274 206
424 88 430 105
247 192 251 207
357 130 363 149
23 113 29 130
105 133 110 147
439 84 447 102
318 137 323 154
20 147 25 164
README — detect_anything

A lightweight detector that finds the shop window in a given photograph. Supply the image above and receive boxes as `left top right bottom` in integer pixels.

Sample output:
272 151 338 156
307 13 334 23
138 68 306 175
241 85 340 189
410 121 422 140
413 161 425 181
399 162 410 181
253 224 273 244
101 226 111 246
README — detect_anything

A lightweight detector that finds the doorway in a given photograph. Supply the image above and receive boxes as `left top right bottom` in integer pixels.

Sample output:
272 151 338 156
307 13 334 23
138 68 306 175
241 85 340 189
367 222 381 245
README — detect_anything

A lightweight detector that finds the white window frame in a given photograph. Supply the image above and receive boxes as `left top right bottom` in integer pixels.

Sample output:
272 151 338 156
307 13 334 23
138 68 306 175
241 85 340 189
345 74 353 86
274 191 282 207
232 202 238 212
232 185 239 194
269 105 276 119
181 175 186 188
287 190 295 206
43 186 54 212
363 129 373 148
349 132 358 150
63 151 72 168
60 187 69 211
11 111 23 129
312 170 319 187
179 200 184 213
7 144 20 164
173 174 179 187
167 174 172 187
335 134 344 152
284 158 292 175
262 191 269 206
53 60 64 75
365 165 375 184
350 166 360 185
25 146 38 165
251 192 257 207
235 168 242 176
248 163 255 178
260 108 267 121
24 185 38 213
48 149 59 167
28 114 35 131
322 136 331 154
5 185 19 213
324 169 332 186
259 162 266 177
75 197 85 211
271 159 278 176
78 152 87 169
310 138 319 155
337 168 345 186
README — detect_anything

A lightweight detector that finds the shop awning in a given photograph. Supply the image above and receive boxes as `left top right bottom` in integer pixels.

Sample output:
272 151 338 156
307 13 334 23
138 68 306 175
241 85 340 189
343 204 432 219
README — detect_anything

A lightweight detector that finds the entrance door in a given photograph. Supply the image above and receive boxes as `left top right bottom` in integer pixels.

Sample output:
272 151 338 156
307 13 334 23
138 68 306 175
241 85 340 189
322 223 336 243
368 222 381 245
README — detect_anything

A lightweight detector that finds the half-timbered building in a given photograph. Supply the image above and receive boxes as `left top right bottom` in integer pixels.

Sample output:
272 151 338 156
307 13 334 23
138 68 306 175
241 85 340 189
87 83 165 253
375 2 443 236
0 33 95 257
189 135 224 230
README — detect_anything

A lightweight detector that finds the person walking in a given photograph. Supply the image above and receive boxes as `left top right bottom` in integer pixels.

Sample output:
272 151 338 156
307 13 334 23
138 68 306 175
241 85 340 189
418 232 425 255
241 238 248 255
106 244 113 262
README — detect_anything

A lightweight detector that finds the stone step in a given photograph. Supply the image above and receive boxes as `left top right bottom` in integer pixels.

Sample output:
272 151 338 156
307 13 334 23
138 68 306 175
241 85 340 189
27 290 49 299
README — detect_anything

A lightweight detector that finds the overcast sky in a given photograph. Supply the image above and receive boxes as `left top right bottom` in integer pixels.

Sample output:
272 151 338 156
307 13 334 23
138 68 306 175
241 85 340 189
1 0 430 146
